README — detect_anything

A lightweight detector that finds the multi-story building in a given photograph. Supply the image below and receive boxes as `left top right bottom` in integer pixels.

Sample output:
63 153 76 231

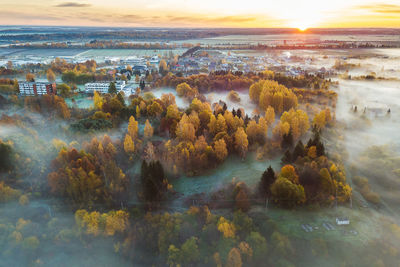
19 82 57 96
84 81 126 94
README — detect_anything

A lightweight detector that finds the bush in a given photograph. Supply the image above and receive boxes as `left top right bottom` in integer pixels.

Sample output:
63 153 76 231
70 118 112 132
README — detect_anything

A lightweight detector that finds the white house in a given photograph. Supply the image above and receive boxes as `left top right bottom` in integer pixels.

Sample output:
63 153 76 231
85 81 126 94
336 217 350 225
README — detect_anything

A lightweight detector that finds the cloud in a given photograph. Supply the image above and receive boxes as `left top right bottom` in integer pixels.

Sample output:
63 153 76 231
358 4 400 14
55 2 91 8
164 15 257 25
2 11 63 21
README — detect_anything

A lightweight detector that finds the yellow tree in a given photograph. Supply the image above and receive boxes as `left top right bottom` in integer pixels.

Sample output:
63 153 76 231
176 82 197 99
93 91 103 110
308 146 317 159
128 116 139 139
208 114 227 136
313 108 332 130
280 109 310 140
265 106 275 126
105 210 129 236
123 134 135 154
214 139 228 162
273 121 290 139
161 93 176 106
258 117 268 138
280 165 299 184
144 119 154 139
234 127 248 159
146 73 153 83
188 111 200 132
176 114 196 142
26 73 35 82
46 68 56 82
166 104 181 120
250 80 297 113
246 120 261 144
194 135 208 155
227 248 243 267
217 217 236 238
159 59 168 73
136 105 140 118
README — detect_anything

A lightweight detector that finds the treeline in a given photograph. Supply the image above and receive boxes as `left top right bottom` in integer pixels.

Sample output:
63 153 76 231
9 41 194 50
202 42 398 50
2 29 220 43
61 71 112 84
0 67 23 76
23 95 70 119
153 70 333 93
0 78 19 94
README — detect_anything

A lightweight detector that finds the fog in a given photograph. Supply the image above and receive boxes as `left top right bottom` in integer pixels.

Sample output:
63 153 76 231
2 49 400 266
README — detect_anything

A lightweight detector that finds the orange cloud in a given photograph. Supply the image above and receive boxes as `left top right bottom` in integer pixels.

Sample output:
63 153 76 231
358 4 400 13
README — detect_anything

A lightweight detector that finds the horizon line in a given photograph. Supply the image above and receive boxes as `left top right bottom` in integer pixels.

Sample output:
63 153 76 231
2 25 400 30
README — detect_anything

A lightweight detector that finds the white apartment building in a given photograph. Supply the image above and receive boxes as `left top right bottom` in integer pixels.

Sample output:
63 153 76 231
84 81 126 94
19 82 57 96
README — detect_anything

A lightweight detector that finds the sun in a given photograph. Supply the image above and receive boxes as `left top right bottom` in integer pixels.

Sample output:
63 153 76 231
289 18 316 32
277 3 326 31
297 25 309 31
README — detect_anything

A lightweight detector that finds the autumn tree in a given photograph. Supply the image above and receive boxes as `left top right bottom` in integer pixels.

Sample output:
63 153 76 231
319 168 334 195
159 59 168 75
57 83 71 98
46 68 56 82
208 114 227 136
48 145 128 209
249 80 298 113
75 209 129 236
176 82 198 100
0 182 21 203
235 188 250 212
228 90 241 102
217 217 236 238
214 139 228 162
279 165 299 184
144 119 154 139
128 116 139 139
313 108 332 130
265 106 275 126
161 93 176 106
93 91 103 110
246 118 267 145
234 127 248 159
124 134 135 154
26 73 35 82
176 114 196 142
227 247 243 267
279 108 310 140
271 177 306 208
167 237 200 266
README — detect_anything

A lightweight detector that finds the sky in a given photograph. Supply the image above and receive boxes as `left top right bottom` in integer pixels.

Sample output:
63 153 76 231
1 0 400 29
